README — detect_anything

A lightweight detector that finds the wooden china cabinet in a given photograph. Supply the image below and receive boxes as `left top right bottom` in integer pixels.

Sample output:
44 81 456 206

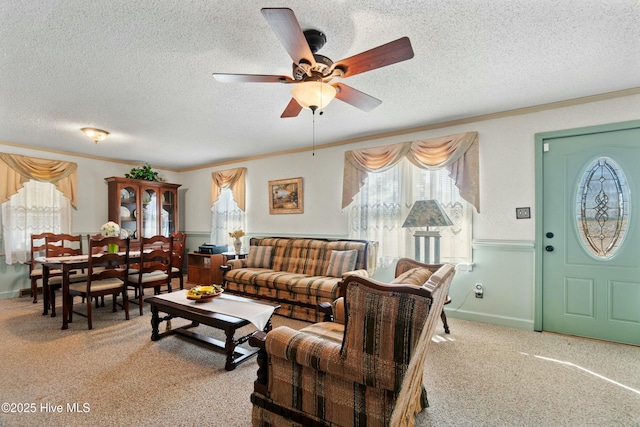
105 177 181 248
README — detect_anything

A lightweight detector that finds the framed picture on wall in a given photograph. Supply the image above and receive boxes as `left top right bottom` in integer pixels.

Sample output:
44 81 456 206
269 177 303 214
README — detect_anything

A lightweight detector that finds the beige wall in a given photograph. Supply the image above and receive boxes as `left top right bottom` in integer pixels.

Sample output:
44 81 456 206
1 93 639 330
181 93 640 242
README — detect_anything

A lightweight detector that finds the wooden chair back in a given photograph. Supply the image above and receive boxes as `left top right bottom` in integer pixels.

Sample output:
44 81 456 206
67 235 130 329
42 234 86 312
139 235 173 275
45 233 83 258
30 232 56 270
128 235 173 315
87 235 130 287
170 232 186 289
28 232 56 303
171 232 186 268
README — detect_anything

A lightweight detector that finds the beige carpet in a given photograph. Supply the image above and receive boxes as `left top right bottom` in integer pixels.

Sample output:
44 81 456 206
0 292 638 427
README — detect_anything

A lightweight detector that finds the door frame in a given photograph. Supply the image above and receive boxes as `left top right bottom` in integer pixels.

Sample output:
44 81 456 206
534 119 640 331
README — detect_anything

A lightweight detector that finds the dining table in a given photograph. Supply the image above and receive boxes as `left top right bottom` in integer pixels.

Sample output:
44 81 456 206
39 251 144 330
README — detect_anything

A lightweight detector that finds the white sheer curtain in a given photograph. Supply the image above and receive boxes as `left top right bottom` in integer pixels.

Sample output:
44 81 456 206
210 188 246 247
348 157 472 268
1 180 71 264
143 192 158 238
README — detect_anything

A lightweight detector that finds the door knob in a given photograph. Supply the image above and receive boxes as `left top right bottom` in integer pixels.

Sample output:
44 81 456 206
546 232 554 238
545 245 554 252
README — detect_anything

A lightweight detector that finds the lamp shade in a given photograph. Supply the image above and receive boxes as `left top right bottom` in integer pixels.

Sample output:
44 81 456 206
81 127 109 143
291 81 336 110
402 200 453 228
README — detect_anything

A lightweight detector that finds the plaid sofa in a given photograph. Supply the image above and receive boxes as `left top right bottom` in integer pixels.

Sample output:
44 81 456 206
223 237 378 323
250 259 455 427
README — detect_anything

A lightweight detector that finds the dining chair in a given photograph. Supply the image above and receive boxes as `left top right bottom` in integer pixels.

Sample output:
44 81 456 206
29 232 59 303
44 234 90 315
67 235 131 330
126 235 173 316
170 232 186 290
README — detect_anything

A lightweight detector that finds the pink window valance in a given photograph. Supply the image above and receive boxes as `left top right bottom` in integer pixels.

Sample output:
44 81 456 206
0 153 78 207
342 131 479 212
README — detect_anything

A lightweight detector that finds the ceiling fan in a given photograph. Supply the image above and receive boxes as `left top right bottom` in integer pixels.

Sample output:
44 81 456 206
213 8 415 118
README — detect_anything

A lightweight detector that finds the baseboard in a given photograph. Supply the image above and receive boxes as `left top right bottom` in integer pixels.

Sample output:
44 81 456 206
1 289 25 299
19 287 40 297
446 308 534 330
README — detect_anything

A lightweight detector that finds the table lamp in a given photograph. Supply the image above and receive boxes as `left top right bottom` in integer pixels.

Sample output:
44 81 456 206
402 200 453 263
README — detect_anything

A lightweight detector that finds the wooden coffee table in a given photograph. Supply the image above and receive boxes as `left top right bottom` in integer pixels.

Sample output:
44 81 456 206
145 291 280 371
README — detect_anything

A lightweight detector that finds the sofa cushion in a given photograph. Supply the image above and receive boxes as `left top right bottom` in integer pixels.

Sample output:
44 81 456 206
325 250 358 277
289 276 341 299
254 271 310 291
246 271 340 297
246 245 272 268
391 266 433 286
224 268 275 286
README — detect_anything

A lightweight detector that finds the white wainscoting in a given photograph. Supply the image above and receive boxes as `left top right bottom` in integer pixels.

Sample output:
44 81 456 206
2 235 537 333
446 240 536 330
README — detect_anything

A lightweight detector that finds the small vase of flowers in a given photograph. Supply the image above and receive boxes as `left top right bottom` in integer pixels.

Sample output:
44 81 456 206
101 221 121 253
229 229 245 254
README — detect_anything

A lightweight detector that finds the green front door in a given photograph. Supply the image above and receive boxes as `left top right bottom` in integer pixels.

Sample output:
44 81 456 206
538 121 640 346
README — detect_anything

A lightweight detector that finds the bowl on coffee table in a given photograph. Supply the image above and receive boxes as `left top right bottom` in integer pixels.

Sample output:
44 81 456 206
187 285 223 302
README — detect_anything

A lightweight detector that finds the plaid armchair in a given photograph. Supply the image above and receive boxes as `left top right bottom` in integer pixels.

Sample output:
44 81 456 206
250 260 455 427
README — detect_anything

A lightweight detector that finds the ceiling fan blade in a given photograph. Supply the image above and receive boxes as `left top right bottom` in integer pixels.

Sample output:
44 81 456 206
281 98 303 118
334 83 382 112
213 73 294 83
261 8 316 67
333 37 414 78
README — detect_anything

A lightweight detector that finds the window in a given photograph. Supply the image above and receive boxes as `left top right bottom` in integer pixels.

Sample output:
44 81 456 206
210 187 246 246
348 157 472 267
1 180 71 264
576 157 629 259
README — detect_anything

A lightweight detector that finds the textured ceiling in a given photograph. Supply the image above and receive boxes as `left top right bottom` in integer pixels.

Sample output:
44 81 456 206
1 0 639 170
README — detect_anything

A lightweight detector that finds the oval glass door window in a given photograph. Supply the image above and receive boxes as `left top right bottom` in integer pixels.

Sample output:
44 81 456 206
576 157 630 259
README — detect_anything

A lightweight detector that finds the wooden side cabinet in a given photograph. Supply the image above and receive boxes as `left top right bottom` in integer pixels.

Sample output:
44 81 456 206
187 252 226 285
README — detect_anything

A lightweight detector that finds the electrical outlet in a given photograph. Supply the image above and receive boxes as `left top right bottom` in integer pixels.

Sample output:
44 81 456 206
475 283 484 298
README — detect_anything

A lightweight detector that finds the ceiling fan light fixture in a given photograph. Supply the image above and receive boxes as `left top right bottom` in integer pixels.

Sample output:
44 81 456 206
291 81 336 111
81 127 109 143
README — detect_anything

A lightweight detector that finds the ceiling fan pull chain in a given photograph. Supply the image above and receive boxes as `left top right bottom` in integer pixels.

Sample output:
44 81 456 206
312 107 316 156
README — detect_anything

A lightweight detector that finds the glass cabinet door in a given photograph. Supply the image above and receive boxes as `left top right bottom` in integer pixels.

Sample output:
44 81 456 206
142 188 158 238
119 185 137 239
107 177 181 246
161 190 175 236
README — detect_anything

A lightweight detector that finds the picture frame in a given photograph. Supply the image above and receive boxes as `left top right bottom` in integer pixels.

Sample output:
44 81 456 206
269 177 303 214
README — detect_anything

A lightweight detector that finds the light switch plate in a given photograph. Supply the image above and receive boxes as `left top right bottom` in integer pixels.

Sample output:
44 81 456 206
516 207 531 219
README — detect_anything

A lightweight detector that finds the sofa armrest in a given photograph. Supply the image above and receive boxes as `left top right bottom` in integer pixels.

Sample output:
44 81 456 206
395 258 442 277
342 269 369 279
318 302 334 322
224 258 247 270
335 269 370 297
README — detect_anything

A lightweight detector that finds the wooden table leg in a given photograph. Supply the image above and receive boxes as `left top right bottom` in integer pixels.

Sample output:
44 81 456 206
42 266 50 316
150 304 161 341
61 265 70 330
50 282 57 317
224 327 237 371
